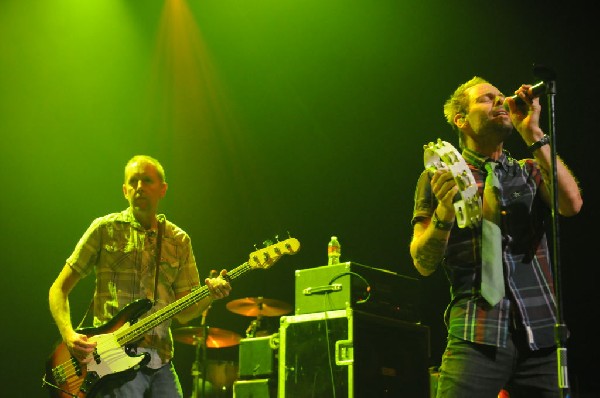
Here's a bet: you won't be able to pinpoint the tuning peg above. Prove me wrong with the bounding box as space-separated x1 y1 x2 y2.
262 251 271 262
274 234 280 242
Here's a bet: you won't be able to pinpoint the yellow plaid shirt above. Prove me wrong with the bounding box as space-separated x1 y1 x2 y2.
67 208 200 366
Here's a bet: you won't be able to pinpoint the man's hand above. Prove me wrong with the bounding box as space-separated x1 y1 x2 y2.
205 269 232 300
65 330 97 364
431 169 458 219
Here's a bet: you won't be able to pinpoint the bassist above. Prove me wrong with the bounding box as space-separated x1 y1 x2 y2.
48 155 232 397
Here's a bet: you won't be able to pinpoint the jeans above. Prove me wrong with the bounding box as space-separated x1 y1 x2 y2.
436 328 561 398
95 361 183 398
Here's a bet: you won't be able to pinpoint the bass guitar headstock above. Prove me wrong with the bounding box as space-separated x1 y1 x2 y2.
248 236 301 270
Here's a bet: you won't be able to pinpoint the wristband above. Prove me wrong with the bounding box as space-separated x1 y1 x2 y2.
432 211 453 231
528 134 550 152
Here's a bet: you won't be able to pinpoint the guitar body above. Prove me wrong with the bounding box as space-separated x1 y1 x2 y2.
44 299 153 398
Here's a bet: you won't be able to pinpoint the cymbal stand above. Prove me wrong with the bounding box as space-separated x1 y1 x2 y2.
191 304 211 398
245 314 263 338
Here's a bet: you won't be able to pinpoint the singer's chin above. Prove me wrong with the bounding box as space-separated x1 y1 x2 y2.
485 119 512 136
497 116 513 131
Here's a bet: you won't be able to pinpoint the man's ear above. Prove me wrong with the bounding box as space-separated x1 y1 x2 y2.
454 113 467 129
122 184 128 198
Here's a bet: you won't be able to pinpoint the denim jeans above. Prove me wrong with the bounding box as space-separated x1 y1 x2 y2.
436 328 561 398
94 361 183 398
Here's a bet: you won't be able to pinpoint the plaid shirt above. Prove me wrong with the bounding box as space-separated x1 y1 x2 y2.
412 148 557 349
67 208 200 365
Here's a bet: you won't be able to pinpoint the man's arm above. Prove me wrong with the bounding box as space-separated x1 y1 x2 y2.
531 142 583 217
410 211 453 276
507 86 583 216
49 264 96 362
410 169 457 276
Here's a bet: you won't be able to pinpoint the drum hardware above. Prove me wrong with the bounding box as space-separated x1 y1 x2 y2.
227 296 292 339
173 296 242 398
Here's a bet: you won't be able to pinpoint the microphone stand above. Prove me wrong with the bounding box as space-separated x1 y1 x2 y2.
535 65 570 398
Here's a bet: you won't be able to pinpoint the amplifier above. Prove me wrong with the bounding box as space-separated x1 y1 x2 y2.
294 262 421 322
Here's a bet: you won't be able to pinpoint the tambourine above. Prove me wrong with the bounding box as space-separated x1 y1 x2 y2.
423 138 482 228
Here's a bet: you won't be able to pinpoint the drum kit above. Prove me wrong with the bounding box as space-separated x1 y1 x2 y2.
172 296 292 398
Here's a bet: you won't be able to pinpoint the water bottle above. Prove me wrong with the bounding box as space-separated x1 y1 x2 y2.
328 236 341 265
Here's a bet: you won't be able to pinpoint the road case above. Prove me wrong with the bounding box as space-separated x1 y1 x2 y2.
233 378 276 398
278 308 430 398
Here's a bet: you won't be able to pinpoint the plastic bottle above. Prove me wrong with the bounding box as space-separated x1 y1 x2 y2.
328 236 341 265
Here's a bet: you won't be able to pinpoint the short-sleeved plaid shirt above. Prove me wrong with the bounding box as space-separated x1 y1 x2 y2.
67 208 201 365
412 148 557 350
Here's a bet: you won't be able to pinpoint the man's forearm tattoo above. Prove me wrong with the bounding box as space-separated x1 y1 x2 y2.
415 236 447 272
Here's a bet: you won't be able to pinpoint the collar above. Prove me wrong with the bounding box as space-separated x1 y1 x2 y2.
121 207 166 232
461 147 510 172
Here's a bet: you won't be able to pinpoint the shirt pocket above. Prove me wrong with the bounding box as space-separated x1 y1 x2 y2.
102 235 136 272
159 238 181 284
501 185 540 253
159 259 180 285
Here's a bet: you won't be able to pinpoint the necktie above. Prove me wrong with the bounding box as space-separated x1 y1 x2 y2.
481 161 505 306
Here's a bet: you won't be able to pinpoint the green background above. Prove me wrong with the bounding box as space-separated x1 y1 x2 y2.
0 0 595 396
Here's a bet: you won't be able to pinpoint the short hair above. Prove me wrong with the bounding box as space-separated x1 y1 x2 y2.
443 76 489 148
124 155 166 183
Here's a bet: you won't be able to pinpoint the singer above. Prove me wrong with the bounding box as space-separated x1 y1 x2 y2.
48 155 232 397
410 77 582 397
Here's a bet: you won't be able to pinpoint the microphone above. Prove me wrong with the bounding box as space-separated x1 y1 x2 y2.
503 81 547 111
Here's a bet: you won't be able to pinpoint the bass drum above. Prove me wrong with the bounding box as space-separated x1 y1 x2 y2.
194 360 239 398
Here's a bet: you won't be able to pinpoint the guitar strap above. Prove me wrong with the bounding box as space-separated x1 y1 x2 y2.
76 296 94 329
153 215 165 305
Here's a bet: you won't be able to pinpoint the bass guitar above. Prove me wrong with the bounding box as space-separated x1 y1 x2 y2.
43 237 301 398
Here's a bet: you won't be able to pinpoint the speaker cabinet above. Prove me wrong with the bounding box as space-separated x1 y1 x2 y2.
278 308 430 398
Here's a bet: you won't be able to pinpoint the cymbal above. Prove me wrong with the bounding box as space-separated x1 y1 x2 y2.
226 297 293 317
172 326 241 348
